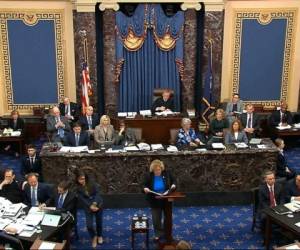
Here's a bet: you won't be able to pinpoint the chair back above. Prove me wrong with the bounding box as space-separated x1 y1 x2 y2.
131 128 142 143
169 128 179 145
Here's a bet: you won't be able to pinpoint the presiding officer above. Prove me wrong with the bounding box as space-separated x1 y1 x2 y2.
151 89 174 114
143 159 176 241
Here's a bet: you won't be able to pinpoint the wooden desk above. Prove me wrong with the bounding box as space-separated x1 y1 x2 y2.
0 134 24 153
264 207 300 249
272 127 300 137
30 238 66 250
111 116 197 144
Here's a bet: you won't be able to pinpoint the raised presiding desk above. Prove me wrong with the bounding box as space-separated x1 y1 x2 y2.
40 139 278 195
111 116 197 144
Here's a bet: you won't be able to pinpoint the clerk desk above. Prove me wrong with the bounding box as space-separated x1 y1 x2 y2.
41 139 277 199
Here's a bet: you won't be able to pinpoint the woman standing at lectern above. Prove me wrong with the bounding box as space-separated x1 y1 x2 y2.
143 159 176 241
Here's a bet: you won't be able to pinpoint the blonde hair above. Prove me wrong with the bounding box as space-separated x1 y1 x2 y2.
100 115 111 126
181 118 191 126
215 108 225 119
149 159 165 172
176 240 192 250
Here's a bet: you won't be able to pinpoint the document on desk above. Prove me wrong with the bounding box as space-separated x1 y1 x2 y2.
39 241 56 250
276 125 292 130
0 218 12 230
167 145 178 152
124 146 139 151
23 212 44 226
286 244 300 250
284 202 300 212
59 146 88 153
151 144 164 150
212 143 225 149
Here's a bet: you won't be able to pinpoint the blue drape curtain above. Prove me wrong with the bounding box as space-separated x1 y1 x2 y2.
116 4 184 112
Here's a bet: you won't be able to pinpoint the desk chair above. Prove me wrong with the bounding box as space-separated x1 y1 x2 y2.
0 232 24 250
169 129 179 145
130 128 143 143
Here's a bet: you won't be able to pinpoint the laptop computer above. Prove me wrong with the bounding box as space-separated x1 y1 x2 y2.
41 214 61 227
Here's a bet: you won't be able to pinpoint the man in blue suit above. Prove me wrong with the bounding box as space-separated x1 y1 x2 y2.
21 144 43 181
79 106 99 134
285 173 300 202
64 122 90 147
23 173 53 207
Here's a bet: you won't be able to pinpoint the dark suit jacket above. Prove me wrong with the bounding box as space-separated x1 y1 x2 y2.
46 115 71 142
151 97 175 114
285 179 300 202
76 182 103 211
276 152 295 179
258 182 284 211
79 114 99 130
23 182 53 207
21 154 42 178
7 118 24 131
51 190 77 216
269 110 293 127
143 170 176 208
0 180 23 203
64 131 90 147
59 102 80 120
240 112 260 130
115 128 137 146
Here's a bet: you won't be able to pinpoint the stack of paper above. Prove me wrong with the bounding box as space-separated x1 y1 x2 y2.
137 143 151 151
234 142 248 149
257 144 267 149
276 124 292 130
117 112 127 117
212 143 225 149
59 146 88 153
125 146 139 151
140 110 152 116
167 145 178 152
151 144 164 150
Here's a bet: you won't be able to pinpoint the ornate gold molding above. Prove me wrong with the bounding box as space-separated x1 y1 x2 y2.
74 0 225 12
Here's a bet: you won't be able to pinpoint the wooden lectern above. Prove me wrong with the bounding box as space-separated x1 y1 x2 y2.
156 191 185 249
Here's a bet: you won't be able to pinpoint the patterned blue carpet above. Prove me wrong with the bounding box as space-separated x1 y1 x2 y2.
0 145 299 249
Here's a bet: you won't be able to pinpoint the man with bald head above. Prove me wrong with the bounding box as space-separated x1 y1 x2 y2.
46 106 71 142
79 106 99 134
269 100 293 127
59 97 80 122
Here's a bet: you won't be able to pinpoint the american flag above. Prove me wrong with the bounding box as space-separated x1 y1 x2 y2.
81 62 92 114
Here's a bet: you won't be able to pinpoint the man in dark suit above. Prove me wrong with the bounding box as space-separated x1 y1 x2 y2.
64 122 90 147
258 170 285 233
115 120 137 146
59 97 80 122
240 104 260 139
269 100 293 127
0 169 23 203
79 106 99 133
151 89 174 114
7 110 25 131
46 106 71 143
23 173 53 207
21 144 43 181
285 174 300 203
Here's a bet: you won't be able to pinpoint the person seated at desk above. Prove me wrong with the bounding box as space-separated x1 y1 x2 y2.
3 110 25 157
269 100 293 127
240 104 260 139
94 115 115 146
143 159 176 241
224 119 248 144
258 170 285 231
59 97 80 122
285 173 300 202
21 144 43 181
75 170 103 248
46 106 71 143
225 93 243 124
0 169 23 203
79 106 99 134
115 120 137 146
151 89 174 114
64 122 90 147
23 173 53 208
208 108 229 144
274 138 295 180
176 118 204 148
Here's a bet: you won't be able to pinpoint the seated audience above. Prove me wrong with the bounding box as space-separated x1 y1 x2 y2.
240 104 260 139
79 106 99 133
224 119 248 144
177 118 204 148
274 138 295 180
285 173 300 202
269 100 293 127
115 120 137 146
225 93 243 124
208 108 229 144
64 122 90 147
76 170 103 248
23 173 52 207
143 159 176 240
21 144 43 181
0 169 23 203
258 170 284 230
94 115 115 146
151 89 174 114
59 97 80 122
46 106 71 143
4 110 25 156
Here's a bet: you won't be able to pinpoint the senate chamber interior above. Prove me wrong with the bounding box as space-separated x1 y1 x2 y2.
0 0 300 249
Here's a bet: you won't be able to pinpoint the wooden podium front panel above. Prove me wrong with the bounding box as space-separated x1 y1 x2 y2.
111 117 197 144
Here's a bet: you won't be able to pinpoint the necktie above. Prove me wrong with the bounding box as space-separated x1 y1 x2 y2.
31 187 37 206
75 134 80 146
58 128 64 138
88 116 92 130
30 157 34 167
269 187 276 208
65 105 69 115
57 194 64 209
247 114 252 128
